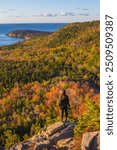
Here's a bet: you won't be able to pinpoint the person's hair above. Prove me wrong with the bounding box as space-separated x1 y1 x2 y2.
63 89 66 95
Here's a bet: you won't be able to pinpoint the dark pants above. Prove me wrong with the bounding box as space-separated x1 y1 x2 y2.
61 107 68 121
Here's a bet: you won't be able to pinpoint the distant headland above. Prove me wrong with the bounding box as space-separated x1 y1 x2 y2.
7 30 52 39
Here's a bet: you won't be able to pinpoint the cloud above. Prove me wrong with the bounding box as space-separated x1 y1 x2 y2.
32 15 40 17
76 8 88 11
59 12 75 16
6 15 14 18
43 13 57 17
33 13 57 17
33 12 75 17
20 13 25 16
78 13 89 16
1 11 7 13
82 8 88 11
16 16 22 18
9 9 15 11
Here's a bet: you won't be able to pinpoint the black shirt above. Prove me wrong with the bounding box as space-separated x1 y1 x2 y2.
59 95 70 109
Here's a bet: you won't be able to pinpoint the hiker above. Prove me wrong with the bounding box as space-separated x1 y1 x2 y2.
59 90 70 122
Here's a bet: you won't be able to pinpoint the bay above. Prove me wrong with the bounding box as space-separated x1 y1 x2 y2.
0 23 67 46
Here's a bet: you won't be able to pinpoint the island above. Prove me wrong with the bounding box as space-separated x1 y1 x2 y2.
7 30 52 39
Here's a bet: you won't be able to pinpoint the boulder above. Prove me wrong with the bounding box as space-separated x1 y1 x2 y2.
57 138 74 149
10 144 24 150
81 131 100 150
45 122 66 136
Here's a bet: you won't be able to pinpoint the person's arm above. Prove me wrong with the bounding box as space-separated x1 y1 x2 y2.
67 95 70 106
59 99 61 107
59 94 63 107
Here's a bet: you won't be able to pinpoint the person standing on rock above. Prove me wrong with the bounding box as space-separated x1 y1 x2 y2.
59 90 70 122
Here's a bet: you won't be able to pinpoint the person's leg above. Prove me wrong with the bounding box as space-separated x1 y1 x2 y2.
61 109 64 122
65 108 68 122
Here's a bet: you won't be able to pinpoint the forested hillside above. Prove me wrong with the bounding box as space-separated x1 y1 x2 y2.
0 21 100 149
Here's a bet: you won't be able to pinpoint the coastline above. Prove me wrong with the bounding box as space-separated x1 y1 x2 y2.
0 23 67 46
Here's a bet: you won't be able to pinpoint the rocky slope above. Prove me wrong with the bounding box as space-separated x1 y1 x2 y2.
9 122 100 150
7 30 52 39
9 122 76 150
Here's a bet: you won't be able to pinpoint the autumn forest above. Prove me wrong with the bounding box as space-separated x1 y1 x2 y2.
0 21 100 149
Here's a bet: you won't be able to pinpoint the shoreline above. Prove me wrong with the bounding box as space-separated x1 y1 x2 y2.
0 30 52 47
0 33 24 47
0 23 67 46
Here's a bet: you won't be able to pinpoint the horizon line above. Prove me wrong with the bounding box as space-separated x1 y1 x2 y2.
0 20 100 24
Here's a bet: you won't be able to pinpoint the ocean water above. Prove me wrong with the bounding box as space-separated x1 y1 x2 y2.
0 23 67 46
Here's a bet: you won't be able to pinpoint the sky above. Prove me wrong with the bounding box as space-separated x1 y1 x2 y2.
0 0 100 23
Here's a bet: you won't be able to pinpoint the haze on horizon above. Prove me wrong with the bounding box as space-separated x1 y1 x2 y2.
0 0 99 23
